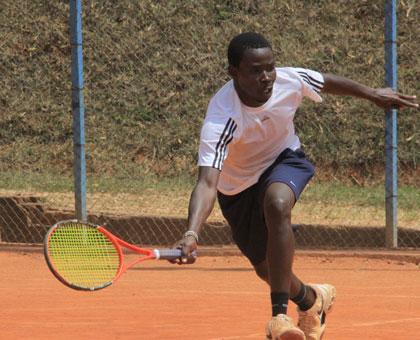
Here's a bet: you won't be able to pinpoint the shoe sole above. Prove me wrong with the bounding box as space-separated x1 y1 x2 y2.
322 284 336 319
318 284 337 340
266 329 306 340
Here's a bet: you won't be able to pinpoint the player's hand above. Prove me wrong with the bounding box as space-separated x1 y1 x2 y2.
169 233 198 265
371 88 418 110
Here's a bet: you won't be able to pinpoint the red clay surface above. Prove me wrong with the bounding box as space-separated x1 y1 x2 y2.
1 249 419 340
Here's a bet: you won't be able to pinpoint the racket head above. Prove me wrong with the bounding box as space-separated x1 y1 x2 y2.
44 220 123 291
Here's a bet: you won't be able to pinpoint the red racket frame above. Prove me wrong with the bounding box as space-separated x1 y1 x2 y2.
44 220 196 291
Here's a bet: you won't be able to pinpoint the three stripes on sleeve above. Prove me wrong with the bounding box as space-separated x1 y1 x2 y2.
212 117 237 170
297 70 324 94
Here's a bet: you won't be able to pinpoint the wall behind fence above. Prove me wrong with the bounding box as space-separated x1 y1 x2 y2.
0 1 419 248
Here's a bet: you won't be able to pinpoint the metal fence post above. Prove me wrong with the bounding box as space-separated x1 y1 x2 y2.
384 0 398 248
70 0 87 221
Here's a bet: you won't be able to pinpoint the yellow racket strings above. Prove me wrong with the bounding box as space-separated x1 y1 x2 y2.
48 223 120 289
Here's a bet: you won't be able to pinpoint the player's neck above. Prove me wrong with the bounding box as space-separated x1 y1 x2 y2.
233 81 267 108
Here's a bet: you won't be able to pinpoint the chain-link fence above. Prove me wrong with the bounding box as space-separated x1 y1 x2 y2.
1 1 419 249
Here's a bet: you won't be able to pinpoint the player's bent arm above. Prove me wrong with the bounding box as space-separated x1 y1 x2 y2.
322 73 418 109
187 166 221 237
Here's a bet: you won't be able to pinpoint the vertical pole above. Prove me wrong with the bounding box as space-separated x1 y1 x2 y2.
70 0 87 221
384 0 398 248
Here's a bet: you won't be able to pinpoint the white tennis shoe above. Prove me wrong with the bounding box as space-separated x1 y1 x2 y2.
266 314 306 340
297 284 336 340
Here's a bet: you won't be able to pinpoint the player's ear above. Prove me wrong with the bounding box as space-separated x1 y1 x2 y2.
228 65 238 78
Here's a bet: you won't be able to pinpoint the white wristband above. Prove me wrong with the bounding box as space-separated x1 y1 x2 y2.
184 230 199 243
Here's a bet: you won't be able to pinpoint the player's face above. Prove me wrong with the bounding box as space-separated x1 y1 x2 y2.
230 47 276 107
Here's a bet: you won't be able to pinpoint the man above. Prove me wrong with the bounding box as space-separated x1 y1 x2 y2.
173 32 418 340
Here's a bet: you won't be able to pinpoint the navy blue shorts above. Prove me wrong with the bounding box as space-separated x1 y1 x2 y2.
217 148 315 266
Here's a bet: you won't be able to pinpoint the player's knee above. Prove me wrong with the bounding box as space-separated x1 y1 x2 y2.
264 195 292 220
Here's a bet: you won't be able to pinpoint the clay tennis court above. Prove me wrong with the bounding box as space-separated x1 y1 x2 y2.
1 247 419 340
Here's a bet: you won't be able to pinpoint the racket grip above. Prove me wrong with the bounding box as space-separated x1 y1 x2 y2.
154 248 197 263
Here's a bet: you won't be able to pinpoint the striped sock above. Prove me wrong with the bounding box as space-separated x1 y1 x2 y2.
291 283 315 311
271 292 289 316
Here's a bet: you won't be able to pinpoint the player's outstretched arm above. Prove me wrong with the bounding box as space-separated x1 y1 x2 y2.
172 166 220 263
322 73 418 110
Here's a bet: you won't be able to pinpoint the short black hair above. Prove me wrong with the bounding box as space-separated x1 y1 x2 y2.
227 32 272 67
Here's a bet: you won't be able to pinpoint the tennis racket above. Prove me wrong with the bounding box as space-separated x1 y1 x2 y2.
44 220 196 291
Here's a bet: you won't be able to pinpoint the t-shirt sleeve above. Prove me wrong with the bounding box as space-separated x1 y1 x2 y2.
293 68 324 102
198 116 237 170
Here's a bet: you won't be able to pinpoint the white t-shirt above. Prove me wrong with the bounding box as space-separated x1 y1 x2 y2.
198 67 324 195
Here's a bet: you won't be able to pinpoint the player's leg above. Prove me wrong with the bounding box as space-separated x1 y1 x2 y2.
255 246 336 340
255 259 336 334
257 182 336 339
218 185 304 339
263 182 306 339
218 148 335 339
254 261 316 311
263 182 295 310
258 149 336 339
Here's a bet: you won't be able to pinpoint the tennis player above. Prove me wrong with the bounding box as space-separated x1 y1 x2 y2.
174 32 418 339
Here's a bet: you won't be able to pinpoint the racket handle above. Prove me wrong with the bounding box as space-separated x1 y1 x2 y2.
154 248 197 263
